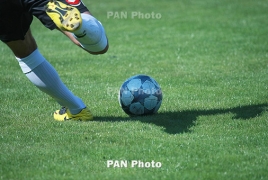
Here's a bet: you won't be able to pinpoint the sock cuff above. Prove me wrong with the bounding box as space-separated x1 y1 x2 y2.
16 49 45 73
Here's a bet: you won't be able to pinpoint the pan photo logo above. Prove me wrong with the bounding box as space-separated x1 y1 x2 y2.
107 11 162 19
107 160 162 168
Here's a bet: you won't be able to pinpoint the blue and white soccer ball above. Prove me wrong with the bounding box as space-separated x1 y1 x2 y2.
118 75 163 116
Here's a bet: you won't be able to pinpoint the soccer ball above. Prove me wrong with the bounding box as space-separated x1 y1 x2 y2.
118 74 163 116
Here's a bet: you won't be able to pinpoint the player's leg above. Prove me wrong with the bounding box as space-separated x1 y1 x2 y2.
45 0 109 55
61 29 109 55
4 29 93 121
5 28 37 58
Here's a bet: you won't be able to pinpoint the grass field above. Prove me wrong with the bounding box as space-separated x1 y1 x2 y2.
1 0 268 179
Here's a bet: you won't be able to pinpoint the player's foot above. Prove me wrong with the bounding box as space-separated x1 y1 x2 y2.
53 107 93 121
45 0 82 32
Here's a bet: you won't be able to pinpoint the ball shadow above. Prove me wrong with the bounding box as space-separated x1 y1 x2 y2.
94 103 268 134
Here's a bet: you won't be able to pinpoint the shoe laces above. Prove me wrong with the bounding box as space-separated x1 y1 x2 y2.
59 107 68 115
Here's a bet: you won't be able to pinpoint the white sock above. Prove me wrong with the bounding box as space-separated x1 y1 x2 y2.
73 14 108 52
16 49 86 114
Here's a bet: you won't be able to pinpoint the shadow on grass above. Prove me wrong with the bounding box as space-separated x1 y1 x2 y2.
95 103 268 134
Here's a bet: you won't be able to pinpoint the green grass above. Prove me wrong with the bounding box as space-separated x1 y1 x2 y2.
1 0 268 179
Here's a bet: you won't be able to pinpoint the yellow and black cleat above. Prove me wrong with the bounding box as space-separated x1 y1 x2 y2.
46 0 82 32
53 107 93 121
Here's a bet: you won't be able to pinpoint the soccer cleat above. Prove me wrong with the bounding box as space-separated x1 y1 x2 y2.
53 107 93 121
45 0 82 32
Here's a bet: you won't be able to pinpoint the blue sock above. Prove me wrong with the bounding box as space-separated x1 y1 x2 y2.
73 14 108 53
16 49 86 114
